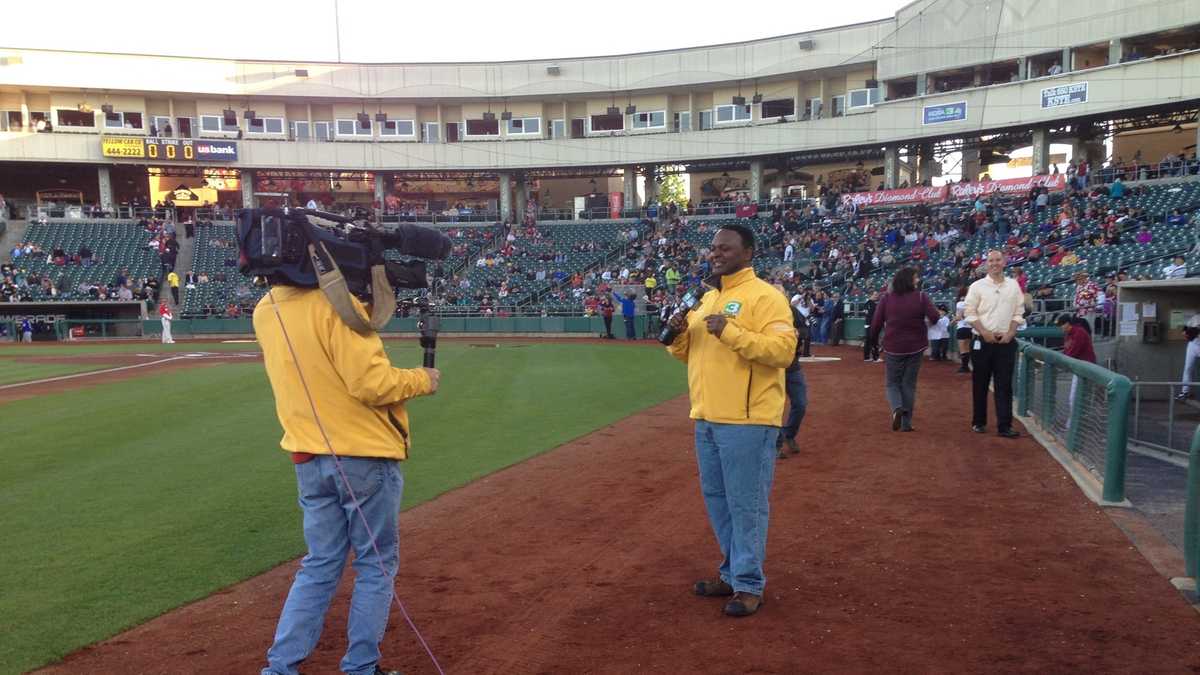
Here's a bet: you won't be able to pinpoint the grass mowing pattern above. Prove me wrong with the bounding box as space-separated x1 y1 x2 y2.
0 342 261 357
0 341 685 674
0 360 118 385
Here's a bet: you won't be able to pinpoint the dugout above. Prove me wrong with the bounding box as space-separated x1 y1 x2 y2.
0 301 148 341
1113 278 1200 399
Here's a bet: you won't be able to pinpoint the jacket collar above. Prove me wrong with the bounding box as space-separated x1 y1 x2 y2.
704 266 756 291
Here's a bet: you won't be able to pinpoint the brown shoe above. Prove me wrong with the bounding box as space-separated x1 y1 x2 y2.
724 591 765 617
693 579 734 597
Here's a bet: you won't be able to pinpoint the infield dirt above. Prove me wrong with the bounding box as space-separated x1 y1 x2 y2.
32 346 1200 674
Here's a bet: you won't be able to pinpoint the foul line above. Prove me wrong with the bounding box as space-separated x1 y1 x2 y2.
0 356 188 390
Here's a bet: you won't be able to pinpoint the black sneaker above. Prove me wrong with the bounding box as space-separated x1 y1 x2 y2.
997 428 1020 438
892 408 904 431
373 668 402 675
971 425 986 433
694 578 734 597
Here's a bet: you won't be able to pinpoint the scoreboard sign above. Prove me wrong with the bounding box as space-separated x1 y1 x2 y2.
144 138 238 162
101 136 146 158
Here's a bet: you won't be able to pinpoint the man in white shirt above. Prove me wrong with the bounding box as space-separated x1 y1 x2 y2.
964 250 1027 437
1163 255 1187 279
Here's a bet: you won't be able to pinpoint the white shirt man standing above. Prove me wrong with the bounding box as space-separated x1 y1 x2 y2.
964 250 1026 437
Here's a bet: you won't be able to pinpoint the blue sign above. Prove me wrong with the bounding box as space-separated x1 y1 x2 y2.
1041 82 1088 109
922 101 967 125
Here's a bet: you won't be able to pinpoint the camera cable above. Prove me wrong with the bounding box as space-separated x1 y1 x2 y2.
265 285 445 675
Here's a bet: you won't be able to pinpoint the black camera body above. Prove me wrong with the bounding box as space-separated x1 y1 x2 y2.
237 208 451 298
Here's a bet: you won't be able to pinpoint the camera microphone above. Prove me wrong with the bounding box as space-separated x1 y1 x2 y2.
382 224 453 261
658 288 703 345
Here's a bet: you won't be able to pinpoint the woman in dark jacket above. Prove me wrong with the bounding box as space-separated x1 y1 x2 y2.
868 267 940 431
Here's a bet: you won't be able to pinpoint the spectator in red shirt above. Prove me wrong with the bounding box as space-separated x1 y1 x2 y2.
1057 315 1096 363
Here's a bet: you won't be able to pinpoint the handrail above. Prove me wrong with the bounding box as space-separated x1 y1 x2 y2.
1186 425 1200 580
1017 339 1132 502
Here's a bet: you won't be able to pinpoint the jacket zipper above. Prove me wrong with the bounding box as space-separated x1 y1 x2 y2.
745 369 753 419
388 411 410 454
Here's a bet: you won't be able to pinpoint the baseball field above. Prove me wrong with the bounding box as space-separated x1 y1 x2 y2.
2 338 1199 674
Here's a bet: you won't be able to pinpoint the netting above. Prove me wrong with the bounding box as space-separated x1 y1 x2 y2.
1025 355 1111 482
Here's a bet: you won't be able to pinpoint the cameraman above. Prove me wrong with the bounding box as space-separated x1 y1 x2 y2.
665 224 795 618
255 284 439 675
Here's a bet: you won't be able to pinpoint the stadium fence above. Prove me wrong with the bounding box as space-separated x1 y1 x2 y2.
1016 340 1132 503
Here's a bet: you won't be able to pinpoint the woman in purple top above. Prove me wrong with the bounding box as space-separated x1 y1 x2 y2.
868 267 941 432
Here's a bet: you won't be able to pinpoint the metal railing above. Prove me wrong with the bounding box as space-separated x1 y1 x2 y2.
1094 159 1200 186
1185 426 1200 581
1130 382 1200 457
1016 340 1132 502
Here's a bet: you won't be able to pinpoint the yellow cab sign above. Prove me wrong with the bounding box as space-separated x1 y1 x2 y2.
101 136 145 158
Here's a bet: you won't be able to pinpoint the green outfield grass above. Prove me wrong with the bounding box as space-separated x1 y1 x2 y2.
0 341 686 675
0 359 118 385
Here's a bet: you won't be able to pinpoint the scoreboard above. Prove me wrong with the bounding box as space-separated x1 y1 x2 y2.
101 137 238 162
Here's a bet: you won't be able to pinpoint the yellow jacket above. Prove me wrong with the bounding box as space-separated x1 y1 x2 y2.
667 267 796 425
253 286 433 460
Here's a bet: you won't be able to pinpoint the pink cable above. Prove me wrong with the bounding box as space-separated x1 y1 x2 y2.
267 286 445 675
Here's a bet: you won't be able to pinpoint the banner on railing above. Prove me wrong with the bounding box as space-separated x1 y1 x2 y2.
945 174 1066 201
842 174 1066 208
840 185 948 208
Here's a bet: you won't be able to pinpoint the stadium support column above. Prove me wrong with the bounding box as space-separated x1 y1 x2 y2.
242 170 255 209
623 166 638 212
498 172 512 224
1031 128 1050 175
749 159 763 201
961 147 982 182
883 146 900 189
915 73 927 96
643 167 658 206
916 143 938 185
1190 111 1200 165
1108 38 1123 65
97 166 114 214
373 172 388 215
1016 57 1028 81
515 175 527 223
1062 47 1073 72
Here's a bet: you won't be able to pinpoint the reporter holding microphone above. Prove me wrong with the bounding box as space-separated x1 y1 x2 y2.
665 224 796 618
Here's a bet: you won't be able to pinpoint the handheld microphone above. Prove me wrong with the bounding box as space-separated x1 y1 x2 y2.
658 288 702 345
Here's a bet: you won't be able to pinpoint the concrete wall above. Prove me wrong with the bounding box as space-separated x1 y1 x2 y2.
1113 282 1200 397
0 21 888 100
878 0 1200 79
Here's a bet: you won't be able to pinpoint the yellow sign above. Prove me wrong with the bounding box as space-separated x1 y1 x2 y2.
101 136 145 158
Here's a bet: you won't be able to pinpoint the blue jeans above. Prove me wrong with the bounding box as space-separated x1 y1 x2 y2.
694 421 778 595
779 369 808 443
623 315 636 339
263 455 403 675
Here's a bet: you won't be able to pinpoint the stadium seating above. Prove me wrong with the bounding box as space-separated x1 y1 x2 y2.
9 220 159 301
9 178 1198 325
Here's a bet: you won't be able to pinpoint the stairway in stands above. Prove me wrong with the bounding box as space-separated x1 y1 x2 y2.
0 219 31 264
162 223 196 307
